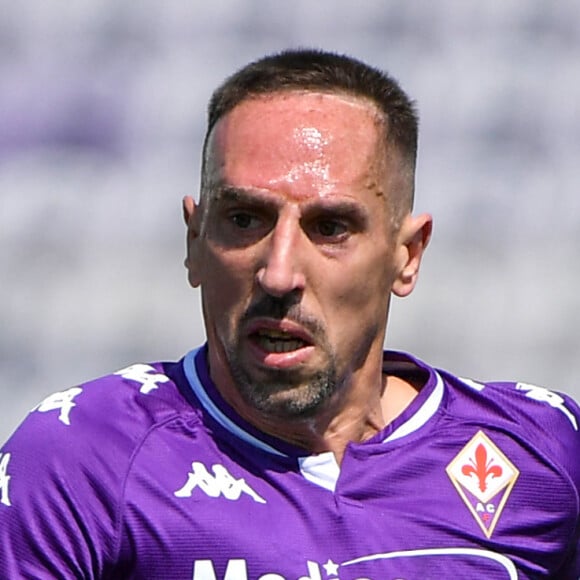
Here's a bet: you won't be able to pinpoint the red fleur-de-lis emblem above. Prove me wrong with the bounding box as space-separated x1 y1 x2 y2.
461 443 503 492
446 431 519 539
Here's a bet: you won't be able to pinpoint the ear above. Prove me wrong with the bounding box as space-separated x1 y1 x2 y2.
391 213 433 298
182 195 203 288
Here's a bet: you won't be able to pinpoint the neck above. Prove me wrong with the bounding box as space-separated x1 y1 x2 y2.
209 353 420 464
255 374 419 463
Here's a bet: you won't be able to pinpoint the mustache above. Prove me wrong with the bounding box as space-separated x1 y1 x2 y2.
242 294 325 337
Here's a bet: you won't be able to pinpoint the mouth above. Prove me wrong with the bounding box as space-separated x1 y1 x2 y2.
252 328 310 353
245 320 316 367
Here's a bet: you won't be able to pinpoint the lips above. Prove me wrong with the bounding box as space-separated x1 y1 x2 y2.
245 320 315 364
253 329 309 353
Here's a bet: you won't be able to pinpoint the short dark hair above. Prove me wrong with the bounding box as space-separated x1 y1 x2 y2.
202 49 419 217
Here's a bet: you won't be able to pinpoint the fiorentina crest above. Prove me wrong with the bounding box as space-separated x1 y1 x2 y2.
446 431 519 538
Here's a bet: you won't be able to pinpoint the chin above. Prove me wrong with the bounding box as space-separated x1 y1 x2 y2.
238 372 338 420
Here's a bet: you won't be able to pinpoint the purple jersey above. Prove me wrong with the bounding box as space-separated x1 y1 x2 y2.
1 346 579 579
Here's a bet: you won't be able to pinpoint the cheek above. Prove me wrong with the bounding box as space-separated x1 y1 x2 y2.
330 252 393 309
319 265 390 363
202 249 255 313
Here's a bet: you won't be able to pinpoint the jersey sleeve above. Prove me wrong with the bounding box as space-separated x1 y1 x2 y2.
512 382 580 484
509 382 580 578
0 384 126 578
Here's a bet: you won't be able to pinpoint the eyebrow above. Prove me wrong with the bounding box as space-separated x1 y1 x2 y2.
211 184 370 226
212 186 270 205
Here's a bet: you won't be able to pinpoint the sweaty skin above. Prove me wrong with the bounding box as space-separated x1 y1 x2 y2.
184 91 432 462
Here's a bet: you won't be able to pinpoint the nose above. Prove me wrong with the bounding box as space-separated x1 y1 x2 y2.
256 216 306 297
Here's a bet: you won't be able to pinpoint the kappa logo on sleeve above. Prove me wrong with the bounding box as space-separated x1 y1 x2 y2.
0 452 12 507
446 431 519 538
174 461 266 504
516 382 578 431
33 386 83 425
114 364 170 394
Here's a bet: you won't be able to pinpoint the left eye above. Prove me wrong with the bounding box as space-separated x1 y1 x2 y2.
315 220 347 237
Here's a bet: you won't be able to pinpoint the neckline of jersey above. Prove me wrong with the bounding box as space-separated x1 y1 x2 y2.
181 345 445 460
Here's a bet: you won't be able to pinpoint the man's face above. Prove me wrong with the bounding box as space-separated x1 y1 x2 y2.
188 92 411 419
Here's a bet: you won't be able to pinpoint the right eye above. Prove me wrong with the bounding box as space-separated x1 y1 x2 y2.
229 212 261 229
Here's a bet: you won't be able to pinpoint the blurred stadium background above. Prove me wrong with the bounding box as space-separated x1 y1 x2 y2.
1 1 579 442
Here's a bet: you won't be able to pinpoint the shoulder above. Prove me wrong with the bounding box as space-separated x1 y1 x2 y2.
439 368 580 489
386 350 580 447
0 356 200 575
1 358 198 481
442 369 579 439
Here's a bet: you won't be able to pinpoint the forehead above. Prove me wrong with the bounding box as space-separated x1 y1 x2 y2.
205 91 387 200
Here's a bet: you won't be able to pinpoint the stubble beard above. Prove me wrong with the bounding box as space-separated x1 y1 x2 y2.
227 353 339 419
225 296 340 419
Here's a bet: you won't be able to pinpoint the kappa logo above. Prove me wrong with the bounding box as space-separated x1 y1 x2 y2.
446 431 519 538
516 382 578 430
114 364 170 394
33 386 83 425
0 452 12 507
175 461 266 504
